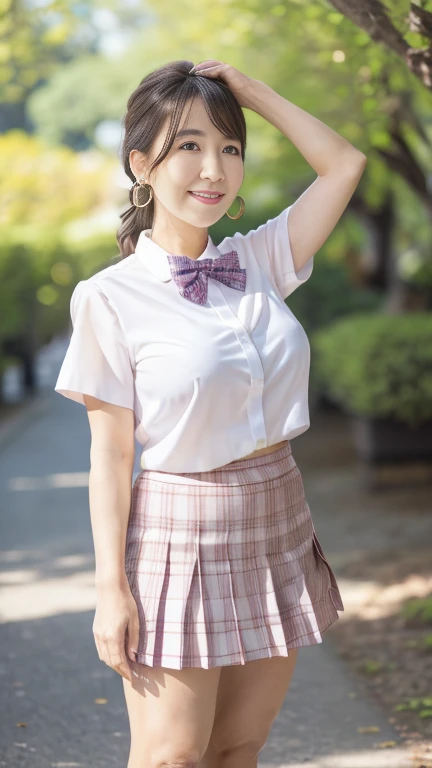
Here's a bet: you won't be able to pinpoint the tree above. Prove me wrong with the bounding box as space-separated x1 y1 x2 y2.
0 130 114 228
1 0 150 132
13 0 432 309
1 0 96 106
326 0 432 90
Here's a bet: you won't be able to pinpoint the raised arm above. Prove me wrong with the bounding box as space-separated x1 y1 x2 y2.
243 78 367 274
192 61 367 277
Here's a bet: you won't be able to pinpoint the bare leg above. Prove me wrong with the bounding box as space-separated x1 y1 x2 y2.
201 651 299 768
123 659 222 768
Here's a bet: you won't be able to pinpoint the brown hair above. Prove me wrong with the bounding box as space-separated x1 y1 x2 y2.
116 59 247 258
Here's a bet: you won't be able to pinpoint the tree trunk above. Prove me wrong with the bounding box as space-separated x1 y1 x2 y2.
327 0 432 90
347 188 415 312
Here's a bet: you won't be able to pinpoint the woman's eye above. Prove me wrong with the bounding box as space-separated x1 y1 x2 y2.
179 142 240 155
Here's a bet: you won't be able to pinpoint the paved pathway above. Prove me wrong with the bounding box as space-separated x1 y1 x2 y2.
0 339 415 767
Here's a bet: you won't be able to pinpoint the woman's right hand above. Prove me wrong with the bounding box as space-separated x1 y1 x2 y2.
93 582 140 683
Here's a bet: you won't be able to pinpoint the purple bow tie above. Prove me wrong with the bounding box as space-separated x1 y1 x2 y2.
166 250 247 305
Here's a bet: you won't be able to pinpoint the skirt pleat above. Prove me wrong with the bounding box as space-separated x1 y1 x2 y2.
125 442 344 669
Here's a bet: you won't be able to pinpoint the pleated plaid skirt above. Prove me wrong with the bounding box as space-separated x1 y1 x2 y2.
124 441 344 670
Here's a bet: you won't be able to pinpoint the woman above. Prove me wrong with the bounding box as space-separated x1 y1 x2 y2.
55 59 366 768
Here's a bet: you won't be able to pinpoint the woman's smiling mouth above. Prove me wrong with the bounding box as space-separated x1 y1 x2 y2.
188 191 225 204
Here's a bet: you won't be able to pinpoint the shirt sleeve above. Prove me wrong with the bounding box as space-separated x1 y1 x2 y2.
234 204 314 300
54 279 135 410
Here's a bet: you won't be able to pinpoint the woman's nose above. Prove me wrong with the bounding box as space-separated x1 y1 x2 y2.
200 164 224 181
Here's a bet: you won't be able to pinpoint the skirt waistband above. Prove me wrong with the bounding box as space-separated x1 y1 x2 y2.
135 441 293 488
215 441 292 471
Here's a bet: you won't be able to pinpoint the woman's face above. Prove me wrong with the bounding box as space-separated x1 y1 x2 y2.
130 96 245 229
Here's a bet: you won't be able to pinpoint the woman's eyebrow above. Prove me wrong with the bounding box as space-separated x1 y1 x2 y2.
175 129 205 139
174 128 241 141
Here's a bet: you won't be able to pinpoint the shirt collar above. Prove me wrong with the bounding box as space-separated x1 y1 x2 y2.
134 229 222 282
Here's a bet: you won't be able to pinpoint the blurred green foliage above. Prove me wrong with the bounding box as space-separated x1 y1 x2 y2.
2 0 432 406
0 227 118 373
312 312 432 426
0 130 113 227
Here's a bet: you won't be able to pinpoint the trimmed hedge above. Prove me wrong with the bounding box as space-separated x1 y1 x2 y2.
311 312 432 427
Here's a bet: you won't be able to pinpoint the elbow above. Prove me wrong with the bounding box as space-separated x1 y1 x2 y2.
342 149 367 174
353 150 367 167
90 445 135 469
323 149 367 178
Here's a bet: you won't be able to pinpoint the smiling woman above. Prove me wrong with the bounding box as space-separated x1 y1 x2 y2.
53 57 364 768
178 130 238 201
117 61 247 260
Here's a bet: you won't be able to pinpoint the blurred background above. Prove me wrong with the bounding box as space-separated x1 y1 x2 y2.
1 1 432 765
2 0 432 442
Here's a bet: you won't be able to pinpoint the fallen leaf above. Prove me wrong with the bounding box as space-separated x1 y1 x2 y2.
94 698 108 704
377 741 397 748
357 726 381 733
15 723 27 727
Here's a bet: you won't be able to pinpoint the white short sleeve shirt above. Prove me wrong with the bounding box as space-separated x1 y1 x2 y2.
55 204 314 472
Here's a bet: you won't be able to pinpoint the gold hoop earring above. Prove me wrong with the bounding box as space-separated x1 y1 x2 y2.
225 195 245 220
132 176 153 208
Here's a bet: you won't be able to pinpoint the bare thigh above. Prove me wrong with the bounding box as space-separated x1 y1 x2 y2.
201 649 299 767
122 659 222 768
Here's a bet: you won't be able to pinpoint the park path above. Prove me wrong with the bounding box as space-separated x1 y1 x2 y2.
0 337 415 767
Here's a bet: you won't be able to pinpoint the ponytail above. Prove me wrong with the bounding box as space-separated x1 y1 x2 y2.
116 184 154 259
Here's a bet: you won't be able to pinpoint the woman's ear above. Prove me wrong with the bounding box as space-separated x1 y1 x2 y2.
129 149 147 180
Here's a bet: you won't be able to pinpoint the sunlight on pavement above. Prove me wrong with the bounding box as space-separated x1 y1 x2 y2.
336 576 432 620
260 745 413 767
0 559 97 622
7 472 89 491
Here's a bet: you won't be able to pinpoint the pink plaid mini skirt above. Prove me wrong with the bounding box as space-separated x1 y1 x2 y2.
124 441 344 670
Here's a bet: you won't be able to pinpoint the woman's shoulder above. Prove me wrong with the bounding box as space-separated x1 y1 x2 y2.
68 255 141 318
73 252 149 300
86 252 139 285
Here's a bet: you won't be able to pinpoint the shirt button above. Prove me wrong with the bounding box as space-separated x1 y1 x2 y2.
256 438 266 449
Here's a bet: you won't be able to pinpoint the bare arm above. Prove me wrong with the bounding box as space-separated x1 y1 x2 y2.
192 62 367 273
84 395 136 590
83 395 139 681
243 79 367 272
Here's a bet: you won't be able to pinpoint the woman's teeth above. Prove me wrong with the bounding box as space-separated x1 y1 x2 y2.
188 191 224 204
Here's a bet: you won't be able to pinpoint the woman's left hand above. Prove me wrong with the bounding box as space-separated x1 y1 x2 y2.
190 60 256 108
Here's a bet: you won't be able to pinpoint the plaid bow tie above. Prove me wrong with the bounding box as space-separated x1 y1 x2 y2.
166 250 247 305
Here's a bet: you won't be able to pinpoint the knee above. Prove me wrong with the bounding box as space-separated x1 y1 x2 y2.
215 741 264 767
152 752 201 768
128 750 201 768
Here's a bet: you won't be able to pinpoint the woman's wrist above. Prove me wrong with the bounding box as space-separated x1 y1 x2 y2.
242 78 274 113
95 572 129 592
